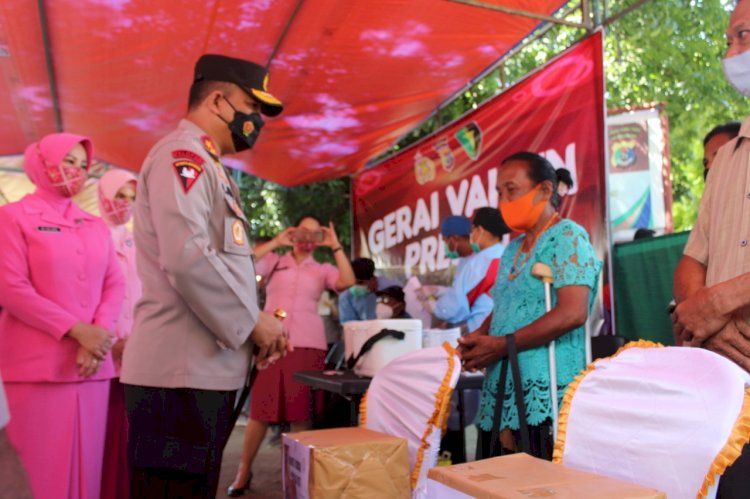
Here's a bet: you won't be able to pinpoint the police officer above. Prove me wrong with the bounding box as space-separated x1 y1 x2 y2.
120 54 288 498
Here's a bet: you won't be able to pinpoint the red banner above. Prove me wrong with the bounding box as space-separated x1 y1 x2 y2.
352 33 607 281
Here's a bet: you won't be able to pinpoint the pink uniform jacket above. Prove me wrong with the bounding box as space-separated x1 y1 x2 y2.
96 169 141 343
109 225 140 341
0 192 126 382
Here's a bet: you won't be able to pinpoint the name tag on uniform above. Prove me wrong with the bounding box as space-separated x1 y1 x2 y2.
37 226 61 232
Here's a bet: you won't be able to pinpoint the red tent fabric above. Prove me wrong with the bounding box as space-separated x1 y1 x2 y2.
0 1 566 186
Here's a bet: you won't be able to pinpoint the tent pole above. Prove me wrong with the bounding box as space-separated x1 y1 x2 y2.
37 0 63 132
582 0 592 31
348 176 354 259
592 0 602 26
603 0 651 26
266 0 305 68
446 0 587 29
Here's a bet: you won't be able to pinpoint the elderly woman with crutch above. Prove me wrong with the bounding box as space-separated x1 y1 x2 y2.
457 151 602 459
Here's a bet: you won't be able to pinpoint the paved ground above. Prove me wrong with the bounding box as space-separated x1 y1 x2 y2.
216 423 284 499
216 421 478 498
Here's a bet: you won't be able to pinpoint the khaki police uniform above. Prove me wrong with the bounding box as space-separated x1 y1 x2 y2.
121 119 257 390
121 119 258 498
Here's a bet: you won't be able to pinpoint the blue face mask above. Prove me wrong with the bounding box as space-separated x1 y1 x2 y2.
350 285 370 298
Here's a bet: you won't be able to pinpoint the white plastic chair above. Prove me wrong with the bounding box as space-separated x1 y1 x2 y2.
553 341 750 498
361 343 461 499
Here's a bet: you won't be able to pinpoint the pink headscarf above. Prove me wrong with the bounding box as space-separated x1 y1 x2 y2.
97 169 137 226
24 133 94 207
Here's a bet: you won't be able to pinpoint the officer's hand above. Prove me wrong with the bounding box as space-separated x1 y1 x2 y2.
250 311 287 362
256 339 294 370
68 322 114 360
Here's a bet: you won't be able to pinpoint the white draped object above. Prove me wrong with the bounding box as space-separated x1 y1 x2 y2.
361 343 461 499
553 341 750 498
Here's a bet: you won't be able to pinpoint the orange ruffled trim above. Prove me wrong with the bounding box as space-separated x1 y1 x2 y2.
552 340 664 463
359 391 368 427
410 342 457 489
698 387 750 498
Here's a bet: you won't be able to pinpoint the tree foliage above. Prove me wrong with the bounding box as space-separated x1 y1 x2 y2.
238 173 351 258
603 0 747 229
240 0 747 240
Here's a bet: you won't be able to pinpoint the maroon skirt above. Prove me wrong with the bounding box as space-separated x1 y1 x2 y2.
250 347 326 423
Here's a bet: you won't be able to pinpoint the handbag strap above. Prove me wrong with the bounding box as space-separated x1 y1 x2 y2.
488 334 530 457
509 335 530 453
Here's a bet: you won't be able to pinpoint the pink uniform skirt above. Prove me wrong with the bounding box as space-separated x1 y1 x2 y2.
251 347 326 423
4 380 110 499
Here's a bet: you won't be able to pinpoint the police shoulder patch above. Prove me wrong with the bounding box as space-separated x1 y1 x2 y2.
173 159 204 193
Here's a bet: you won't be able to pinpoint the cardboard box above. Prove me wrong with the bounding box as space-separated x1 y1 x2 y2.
426 453 666 498
282 427 410 499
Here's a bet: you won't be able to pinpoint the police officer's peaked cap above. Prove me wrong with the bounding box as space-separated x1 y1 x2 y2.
194 54 283 117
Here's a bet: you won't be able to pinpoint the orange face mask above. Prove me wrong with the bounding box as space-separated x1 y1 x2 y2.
499 184 546 232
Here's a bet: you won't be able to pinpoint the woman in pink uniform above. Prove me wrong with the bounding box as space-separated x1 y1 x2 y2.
227 215 355 496
0 133 125 499
98 169 140 499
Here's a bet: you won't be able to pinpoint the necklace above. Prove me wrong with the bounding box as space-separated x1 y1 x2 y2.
507 213 560 281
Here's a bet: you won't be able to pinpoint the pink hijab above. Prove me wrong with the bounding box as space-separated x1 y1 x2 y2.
97 169 137 226
24 133 93 208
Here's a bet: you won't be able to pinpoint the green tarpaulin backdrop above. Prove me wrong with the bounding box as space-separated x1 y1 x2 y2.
612 231 690 345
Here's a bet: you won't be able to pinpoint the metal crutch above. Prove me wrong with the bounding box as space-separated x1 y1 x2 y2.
530 263 558 443
584 318 592 365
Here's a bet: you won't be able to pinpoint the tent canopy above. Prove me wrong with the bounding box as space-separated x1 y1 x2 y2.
0 0 568 186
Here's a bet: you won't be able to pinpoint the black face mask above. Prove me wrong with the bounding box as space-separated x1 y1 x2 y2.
221 96 265 152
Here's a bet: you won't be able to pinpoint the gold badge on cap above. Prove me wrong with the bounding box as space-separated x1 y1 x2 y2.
263 74 269 91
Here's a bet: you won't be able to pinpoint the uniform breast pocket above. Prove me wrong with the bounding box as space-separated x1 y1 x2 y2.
223 217 251 256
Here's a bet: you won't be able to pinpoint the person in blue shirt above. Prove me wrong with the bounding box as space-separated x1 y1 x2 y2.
432 208 509 332
421 216 472 321
339 258 378 323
